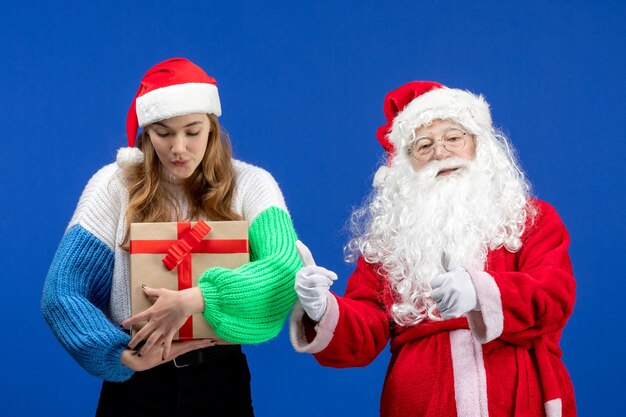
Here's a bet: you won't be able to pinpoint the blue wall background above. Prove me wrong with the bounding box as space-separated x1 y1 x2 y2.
1 1 624 415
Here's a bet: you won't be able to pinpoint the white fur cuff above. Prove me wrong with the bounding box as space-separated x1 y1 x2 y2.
289 293 339 354
466 269 503 344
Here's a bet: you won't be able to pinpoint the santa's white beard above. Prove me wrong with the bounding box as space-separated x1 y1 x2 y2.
348 153 529 326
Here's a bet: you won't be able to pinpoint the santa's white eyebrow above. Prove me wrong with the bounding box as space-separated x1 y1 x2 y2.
414 125 466 141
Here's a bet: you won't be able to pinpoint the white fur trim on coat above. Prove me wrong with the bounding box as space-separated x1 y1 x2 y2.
136 82 221 126
450 329 489 417
544 398 562 417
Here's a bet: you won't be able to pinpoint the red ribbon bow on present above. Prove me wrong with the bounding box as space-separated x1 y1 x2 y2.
162 220 212 270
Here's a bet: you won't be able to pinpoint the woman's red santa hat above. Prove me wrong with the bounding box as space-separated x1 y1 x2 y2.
373 81 492 187
117 57 222 167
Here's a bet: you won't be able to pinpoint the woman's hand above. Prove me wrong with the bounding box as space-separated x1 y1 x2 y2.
121 338 216 372
121 285 205 359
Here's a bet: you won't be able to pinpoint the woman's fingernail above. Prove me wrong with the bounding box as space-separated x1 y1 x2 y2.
141 284 147 289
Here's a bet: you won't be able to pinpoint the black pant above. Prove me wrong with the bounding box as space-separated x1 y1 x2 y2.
96 345 254 417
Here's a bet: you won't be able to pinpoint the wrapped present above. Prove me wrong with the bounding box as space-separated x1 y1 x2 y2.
129 220 249 341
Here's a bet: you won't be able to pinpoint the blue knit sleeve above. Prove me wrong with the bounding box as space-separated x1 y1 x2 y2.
41 225 133 382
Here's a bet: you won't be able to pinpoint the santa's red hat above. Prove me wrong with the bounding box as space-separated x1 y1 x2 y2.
376 81 444 157
373 81 492 186
117 57 222 167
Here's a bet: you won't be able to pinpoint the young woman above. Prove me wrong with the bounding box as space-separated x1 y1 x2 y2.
42 57 300 416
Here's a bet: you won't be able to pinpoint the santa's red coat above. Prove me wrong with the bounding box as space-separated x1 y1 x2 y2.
290 199 576 417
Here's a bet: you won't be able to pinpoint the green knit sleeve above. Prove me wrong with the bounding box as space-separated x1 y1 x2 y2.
198 206 301 344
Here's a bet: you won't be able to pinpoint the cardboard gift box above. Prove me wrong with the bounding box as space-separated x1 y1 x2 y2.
129 220 249 341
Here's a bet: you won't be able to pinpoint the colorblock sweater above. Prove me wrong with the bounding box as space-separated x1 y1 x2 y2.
42 160 300 382
290 199 576 417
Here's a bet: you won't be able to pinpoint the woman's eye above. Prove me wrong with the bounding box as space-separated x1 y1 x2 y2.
187 131 200 137
155 131 170 138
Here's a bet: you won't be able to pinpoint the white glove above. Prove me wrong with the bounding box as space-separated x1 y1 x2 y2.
430 264 478 319
294 241 338 321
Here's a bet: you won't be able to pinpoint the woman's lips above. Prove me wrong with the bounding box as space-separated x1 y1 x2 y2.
172 160 188 166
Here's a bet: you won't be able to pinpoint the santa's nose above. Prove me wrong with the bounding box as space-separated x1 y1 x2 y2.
432 143 453 159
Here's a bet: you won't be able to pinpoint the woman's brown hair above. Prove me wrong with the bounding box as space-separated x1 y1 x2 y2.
121 114 241 247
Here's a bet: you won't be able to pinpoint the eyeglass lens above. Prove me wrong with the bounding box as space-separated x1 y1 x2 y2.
411 131 466 160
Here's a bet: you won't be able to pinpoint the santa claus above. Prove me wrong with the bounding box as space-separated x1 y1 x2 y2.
289 81 576 417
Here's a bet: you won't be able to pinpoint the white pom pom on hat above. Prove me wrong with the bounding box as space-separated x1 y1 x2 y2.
116 147 145 168
116 57 222 168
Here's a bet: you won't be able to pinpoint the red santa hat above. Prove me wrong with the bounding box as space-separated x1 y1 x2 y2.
116 57 222 167
373 81 492 187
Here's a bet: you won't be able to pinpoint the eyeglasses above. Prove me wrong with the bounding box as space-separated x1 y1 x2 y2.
407 130 469 161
